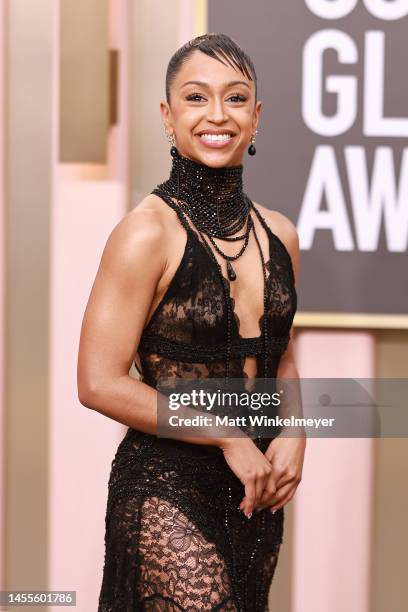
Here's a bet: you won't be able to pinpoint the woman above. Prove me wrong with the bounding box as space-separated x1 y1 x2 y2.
78 33 305 611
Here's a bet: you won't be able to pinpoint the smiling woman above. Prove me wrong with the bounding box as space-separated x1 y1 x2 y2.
78 32 303 612
160 34 261 169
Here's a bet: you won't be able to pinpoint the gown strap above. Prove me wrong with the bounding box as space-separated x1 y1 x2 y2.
249 200 274 239
152 187 199 240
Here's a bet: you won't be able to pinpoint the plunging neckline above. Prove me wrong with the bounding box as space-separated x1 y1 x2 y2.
144 193 294 345
190 227 272 342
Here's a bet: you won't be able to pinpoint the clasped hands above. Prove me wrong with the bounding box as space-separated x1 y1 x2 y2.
238 433 306 519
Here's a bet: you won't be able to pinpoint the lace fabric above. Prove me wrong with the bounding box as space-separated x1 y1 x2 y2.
97 196 297 611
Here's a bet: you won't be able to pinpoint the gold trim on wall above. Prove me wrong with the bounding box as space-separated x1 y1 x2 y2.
194 0 208 36
294 312 408 330
109 49 119 126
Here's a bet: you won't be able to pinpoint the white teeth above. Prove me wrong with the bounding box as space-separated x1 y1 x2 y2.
199 133 232 142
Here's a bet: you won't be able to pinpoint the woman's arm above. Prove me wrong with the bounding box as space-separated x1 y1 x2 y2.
77 203 244 446
77 205 163 423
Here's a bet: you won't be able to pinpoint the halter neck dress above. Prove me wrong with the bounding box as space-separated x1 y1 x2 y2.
97 193 298 612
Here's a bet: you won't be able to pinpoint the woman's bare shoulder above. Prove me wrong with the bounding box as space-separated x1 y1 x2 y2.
99 194 175 281
253 202 297 239
123 193 173 227
253 201 300 284
110 192 180 247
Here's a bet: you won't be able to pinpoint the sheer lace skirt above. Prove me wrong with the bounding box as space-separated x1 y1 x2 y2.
97 431 284 612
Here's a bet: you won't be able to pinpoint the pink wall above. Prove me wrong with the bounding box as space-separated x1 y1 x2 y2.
178 0 195 46
293 331 375 612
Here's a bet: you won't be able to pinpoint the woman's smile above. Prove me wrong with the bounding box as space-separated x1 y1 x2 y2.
195 129 237 149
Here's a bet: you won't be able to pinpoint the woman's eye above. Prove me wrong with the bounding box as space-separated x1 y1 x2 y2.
186 93 206 102
185 93 247 103
228 94 247 103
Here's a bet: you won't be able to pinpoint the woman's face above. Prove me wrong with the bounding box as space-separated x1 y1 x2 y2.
161 50 261 168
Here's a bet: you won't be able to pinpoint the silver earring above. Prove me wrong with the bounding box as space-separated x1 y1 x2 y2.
165 131 178 157
165 132 176 147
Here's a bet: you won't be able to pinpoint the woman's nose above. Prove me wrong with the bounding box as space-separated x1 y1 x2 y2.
206 98 228 123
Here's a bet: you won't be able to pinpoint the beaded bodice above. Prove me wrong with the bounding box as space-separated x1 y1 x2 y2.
136 194 297 389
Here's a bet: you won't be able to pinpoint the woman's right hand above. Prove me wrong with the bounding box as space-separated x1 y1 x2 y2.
219 437 277 518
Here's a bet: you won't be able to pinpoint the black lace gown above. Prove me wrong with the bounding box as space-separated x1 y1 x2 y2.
97 196 297 611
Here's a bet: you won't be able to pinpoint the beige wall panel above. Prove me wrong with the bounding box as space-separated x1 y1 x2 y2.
59 0 109 162
130 0 178 205
5 0 53 601
370 330 408 612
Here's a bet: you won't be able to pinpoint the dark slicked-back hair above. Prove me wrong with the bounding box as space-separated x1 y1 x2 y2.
165 33 258 103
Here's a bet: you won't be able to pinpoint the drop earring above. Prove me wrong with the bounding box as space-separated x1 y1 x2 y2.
248 130 258 156
166 131 178 157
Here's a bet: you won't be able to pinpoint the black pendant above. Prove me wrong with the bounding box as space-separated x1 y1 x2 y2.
248 143 256 156
227 260 237 281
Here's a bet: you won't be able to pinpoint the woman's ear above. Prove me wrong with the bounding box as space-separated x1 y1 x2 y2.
160 101 173 135
252 100 262 133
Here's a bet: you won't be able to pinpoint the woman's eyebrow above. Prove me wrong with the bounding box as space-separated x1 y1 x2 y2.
181 80 250 89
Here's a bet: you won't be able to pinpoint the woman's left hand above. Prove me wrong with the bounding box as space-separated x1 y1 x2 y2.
256 434 306 513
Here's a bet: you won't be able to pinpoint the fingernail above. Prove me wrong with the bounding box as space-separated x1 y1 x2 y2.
271 509 276 514
247 512 252 519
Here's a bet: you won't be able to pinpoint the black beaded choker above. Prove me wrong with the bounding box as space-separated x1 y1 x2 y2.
154 150 254 281
163 151 249 235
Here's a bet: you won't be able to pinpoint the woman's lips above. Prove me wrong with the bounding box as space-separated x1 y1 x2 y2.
195 133 236 149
